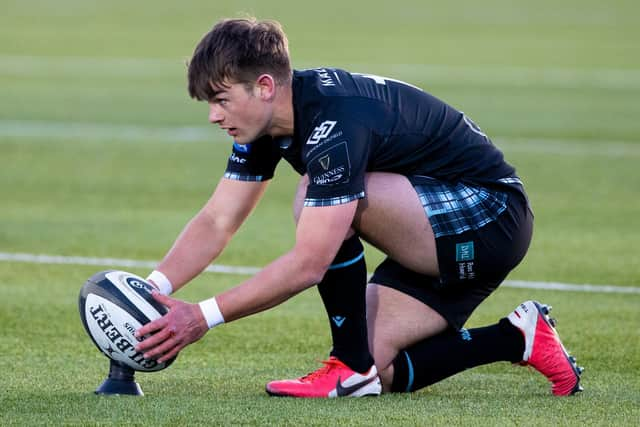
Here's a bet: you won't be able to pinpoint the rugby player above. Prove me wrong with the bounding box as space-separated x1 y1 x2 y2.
136 17 583 397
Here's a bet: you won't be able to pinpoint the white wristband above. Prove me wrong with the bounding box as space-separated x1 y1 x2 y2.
146 270 173 296
199 297 225 329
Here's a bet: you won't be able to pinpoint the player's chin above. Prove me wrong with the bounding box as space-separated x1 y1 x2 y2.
234 129 268 144
232 134 248 144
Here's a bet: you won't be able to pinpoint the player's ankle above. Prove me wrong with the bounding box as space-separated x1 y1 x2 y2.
378 363 394 393
330 350 374 374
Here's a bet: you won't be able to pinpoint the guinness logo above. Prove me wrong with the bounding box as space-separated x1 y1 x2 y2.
319 155 330 170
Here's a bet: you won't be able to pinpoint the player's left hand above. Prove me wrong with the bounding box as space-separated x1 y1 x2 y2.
135 292 208 363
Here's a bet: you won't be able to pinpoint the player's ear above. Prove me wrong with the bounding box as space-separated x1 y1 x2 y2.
255 74 276 101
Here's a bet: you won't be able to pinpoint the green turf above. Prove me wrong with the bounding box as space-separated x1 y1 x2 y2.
1 265 639 425
1 0 639 425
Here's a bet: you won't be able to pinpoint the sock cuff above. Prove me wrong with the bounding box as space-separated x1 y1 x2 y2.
499 317 526 363
331 234 364 266
391 351 414 392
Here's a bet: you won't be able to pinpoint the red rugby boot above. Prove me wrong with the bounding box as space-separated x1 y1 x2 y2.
508 300 584 396
266 356 381 398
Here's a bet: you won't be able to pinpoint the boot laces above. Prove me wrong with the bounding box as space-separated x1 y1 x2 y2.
300 357 345 383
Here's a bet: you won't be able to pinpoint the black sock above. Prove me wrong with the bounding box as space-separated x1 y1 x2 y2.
317 234 374 373
391 318 524 392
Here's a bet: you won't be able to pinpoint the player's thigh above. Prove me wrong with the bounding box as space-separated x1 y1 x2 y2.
366 283 447 370
294 172 438 275
353 173 438 276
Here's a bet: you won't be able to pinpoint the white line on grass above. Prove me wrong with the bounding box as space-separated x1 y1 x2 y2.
1 252 637 295
0 252 259 276
0 119 214 143
1 119 639 157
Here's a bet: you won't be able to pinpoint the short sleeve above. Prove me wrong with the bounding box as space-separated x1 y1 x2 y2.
223 136 282 182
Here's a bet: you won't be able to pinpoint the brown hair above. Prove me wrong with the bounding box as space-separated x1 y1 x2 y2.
188 18 292 101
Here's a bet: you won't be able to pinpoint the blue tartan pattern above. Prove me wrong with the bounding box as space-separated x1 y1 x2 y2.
304 192 365 207
223 172 266 182
415 179 508 238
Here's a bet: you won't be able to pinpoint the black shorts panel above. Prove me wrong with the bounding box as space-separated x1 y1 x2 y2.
369 189 533 330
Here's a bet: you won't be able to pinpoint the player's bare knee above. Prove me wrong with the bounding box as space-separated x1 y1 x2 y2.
369 344 397 392
369 338 401 374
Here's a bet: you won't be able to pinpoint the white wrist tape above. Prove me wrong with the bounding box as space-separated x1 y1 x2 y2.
198 297 225 329
146 270 173 296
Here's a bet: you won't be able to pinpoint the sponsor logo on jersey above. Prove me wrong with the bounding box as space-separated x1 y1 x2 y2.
233 142 250 153
313 165 346 185
306 130 343 157
315 68 337 87
319 155 330 170
308 141 351 186
307 120 337 145
230 152 247 164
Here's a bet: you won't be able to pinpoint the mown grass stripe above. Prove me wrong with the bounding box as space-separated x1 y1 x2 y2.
1 119 639 157
2 55 640 90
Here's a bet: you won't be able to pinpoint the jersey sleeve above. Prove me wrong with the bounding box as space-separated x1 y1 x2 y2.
302 118 371 207
223 136 282 182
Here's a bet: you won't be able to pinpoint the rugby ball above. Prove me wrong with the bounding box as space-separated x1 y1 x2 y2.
78 270 176 372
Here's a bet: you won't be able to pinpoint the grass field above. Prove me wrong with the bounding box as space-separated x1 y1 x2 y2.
1 0 639 425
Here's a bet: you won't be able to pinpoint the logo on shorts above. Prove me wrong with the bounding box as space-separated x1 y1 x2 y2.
456 242 474 262
456 241 475 280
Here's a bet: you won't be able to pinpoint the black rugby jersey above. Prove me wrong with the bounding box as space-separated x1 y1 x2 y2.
224 68 524 207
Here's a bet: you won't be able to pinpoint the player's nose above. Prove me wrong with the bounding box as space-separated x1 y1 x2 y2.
208 103 224 124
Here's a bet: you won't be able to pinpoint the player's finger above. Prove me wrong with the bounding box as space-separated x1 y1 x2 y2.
135 315 167 338
151 291 175 307
135 323 172 352
142 330 179 359
157 344 182 364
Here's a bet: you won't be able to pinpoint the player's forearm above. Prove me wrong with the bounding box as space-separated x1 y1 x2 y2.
155 210 234 292
215 249 327 323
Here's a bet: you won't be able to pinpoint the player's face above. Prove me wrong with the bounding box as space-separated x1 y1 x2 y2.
208 81 272 144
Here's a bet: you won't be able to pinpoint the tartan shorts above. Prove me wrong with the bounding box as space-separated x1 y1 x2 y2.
370 176 533 329
411 176 509 238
